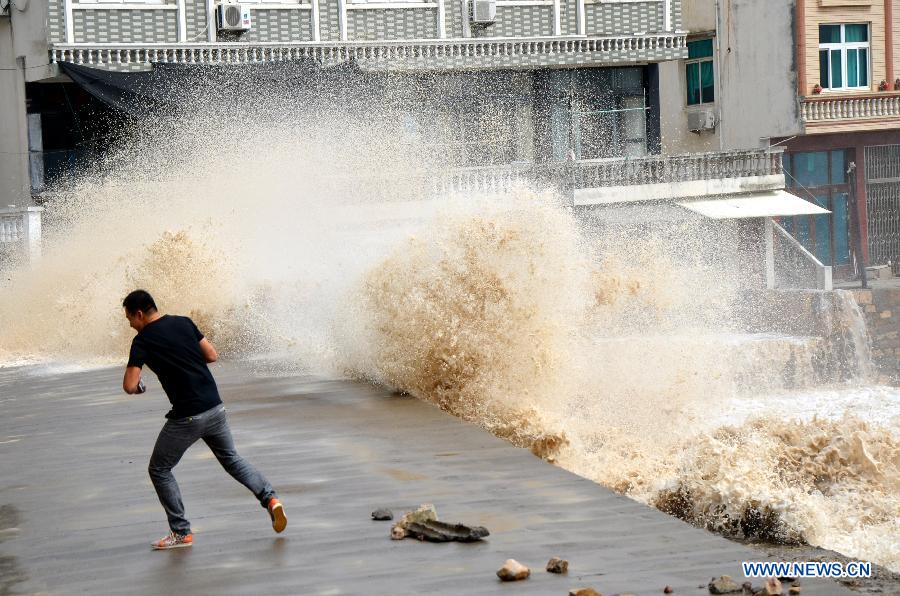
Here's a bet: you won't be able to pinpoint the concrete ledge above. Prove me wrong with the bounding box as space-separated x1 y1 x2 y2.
574 175 785 205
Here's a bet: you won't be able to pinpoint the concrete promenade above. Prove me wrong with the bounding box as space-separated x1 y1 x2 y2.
0 362 851 595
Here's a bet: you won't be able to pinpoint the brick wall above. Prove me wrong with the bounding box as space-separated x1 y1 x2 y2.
851 287 900 384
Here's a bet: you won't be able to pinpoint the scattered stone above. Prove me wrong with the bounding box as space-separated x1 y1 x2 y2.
569 589 601 596
496 559 530 581
371 508 393 521
788 588 801 595
615 593 635 596
546 557 569 574
388 504 489 542
741 581 754 595
390 504 438 540
709 575 742 594
754 578 783 596
664 586 674 594
404 519 489 542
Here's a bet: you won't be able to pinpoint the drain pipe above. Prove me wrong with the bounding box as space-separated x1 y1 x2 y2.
847 161 868 289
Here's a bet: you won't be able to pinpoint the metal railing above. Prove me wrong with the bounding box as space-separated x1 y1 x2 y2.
801 92 900 123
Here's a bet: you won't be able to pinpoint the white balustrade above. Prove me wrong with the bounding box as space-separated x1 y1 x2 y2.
801 93 900 123
0 207 43 265
575 148 784 188
50 33 686 66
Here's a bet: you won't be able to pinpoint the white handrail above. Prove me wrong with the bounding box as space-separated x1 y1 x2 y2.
772 219 832 290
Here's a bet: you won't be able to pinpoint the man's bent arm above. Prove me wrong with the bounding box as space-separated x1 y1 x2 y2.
123 366 143 394
199 338 218 363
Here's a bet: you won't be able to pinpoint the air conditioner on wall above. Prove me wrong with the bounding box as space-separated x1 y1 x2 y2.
217 2 252 32
687 108 716 133
471 0 496 24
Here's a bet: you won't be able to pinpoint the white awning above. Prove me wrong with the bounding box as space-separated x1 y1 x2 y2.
676 190 830 219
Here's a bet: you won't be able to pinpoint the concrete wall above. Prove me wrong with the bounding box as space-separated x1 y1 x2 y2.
0 22 31 209
681 0 715 33
660 0 803 154
1 0 54 208
44 0 682 47
851 286 900 385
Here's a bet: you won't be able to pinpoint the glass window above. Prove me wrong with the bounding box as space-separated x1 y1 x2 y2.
859 48 868 86
845 24 868 42
848 49 859 86
830 150 846 184
793 152 829 188
784 150 852 267
780 217 795 234
686 63 700 105
831 49 843 88
700 61 715 103
818 23 870 90
686 39 715 106
688 39 713 59
819 25 841 43
819 50 829 88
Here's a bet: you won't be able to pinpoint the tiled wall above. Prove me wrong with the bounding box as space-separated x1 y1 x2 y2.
803 0 887 94
52 0 682 69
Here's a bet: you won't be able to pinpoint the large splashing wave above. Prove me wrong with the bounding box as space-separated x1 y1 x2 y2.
0 83 897 571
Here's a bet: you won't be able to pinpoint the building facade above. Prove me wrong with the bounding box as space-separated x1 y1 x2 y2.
659 0 900 275
2 0 688 203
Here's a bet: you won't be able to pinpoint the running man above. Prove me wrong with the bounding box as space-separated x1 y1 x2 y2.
122 289 286 549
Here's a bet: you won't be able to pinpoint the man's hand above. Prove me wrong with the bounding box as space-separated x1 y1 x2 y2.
123 366 144 394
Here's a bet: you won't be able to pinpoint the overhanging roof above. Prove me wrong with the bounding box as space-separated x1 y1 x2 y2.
676 190 830 219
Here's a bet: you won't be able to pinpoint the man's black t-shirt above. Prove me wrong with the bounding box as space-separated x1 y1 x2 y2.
127 315 222 419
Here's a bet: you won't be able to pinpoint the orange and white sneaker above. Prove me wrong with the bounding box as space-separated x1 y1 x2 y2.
267 497 287 533
151 531 193 550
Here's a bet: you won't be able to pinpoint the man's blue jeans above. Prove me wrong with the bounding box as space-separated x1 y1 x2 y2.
148 404 276 535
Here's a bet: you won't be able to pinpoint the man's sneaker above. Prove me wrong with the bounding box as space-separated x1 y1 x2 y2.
267 497 287 533
151 531 193 550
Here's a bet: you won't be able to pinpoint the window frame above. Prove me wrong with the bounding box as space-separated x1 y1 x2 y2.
685 38 715 107
818 23 870 91
781 150 852 267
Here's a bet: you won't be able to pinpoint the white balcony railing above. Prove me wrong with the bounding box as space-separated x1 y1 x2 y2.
0 207 43 265
800 92 900 123
50 34 686 66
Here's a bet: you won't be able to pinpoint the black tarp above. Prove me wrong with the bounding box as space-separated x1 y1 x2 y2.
60 60 374 117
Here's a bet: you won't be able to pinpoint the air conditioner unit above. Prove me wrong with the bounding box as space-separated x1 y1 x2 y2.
217 2 252 32
687 109 716 133
471 0 496 24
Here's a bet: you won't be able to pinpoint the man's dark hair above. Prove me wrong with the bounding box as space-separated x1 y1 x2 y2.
123 290 157 315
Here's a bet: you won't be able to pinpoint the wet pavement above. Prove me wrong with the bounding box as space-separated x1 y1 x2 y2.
0 362 853 595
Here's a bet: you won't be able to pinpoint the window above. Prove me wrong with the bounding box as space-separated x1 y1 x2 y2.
76 0 166 5
782 150 851 266
819 24 869 90
76 0 165 5
686 39 714 106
